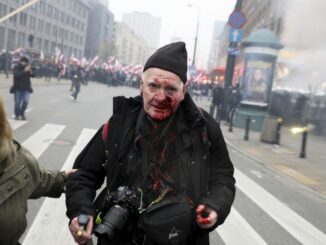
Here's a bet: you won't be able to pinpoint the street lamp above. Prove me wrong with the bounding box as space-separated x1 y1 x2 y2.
187 4 200 67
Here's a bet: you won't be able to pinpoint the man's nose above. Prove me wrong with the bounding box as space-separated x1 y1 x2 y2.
154 88 168 100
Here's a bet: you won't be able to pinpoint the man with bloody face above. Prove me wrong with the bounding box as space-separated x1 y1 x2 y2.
66 42 235 245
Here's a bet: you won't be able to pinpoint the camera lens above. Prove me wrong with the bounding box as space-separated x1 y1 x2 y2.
93 205 129 239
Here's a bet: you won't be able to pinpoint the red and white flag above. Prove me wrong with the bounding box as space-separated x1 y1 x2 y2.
90 55 99 67
107 56 115 65
133 64 143 75
81 57 88 67
55 48 61 64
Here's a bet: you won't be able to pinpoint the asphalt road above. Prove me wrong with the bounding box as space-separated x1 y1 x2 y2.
1 82 326 245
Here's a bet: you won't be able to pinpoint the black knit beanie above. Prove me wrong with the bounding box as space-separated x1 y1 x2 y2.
143 42 188 83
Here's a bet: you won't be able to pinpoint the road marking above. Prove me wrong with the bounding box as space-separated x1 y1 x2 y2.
217 207 267 245
251 169 263 179
22 124 65 159
8 118 28 130
25 107 34 113
274 165 319 186
23 128 97 245
235 168 326 244
50 99 60 103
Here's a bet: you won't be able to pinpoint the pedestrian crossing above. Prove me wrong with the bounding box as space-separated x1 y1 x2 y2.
8 119 326 245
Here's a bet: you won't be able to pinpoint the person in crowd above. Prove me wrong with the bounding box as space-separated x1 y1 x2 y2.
0 50 9 78
66 42 236 245
192 81 202 101
210 80 225 122
225 82 242 123
0 96 76 245
11 57 34 121
70 65 83 101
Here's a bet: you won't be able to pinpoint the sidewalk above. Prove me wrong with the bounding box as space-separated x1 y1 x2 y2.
196 98 326 198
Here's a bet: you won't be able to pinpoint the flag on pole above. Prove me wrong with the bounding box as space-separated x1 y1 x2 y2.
90 55 99 67
40 50 45 61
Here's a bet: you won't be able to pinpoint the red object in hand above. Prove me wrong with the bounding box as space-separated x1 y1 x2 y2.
196 207 211 224
197 215 211 224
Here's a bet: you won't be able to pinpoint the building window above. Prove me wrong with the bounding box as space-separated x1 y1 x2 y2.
65 30 69 41
37 37 42 50
18 32 25 48
51 42 56 53
0 27 5 50
83 8 87 18
60 11 65 23
45 22 51 35
59 28 64 40
7 29 16 51
52 25 58 38
71 17 75 28
0 3 7 17
54 8 59 20
76 20 80 30
29 16 36 30
19 12 27 26
9 8 17 24
44 39 49 51
47 5 53 17
38 19 44 33
69 31 73 42
66 15 70 25
40 1 46 14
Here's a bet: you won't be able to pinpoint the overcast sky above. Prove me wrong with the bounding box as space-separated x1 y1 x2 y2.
108 0 236 68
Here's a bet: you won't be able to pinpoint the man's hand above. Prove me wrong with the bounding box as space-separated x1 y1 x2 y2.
24 65 32 72
65 169 78 176
69 215 93 244
196 204 218 229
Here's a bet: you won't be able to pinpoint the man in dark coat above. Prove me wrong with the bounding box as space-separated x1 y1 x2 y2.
66 42 235 245
0 50 9 78
11 56 34 120
210 81 225 122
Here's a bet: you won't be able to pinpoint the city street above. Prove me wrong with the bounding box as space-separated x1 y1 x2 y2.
1 82 326 245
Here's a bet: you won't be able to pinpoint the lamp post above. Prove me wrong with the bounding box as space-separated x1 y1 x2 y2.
187 4 200 67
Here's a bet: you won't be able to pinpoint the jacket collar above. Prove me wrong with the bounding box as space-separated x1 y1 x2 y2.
177 93 206 132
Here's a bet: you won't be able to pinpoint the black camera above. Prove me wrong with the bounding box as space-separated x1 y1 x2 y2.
93 186 139 240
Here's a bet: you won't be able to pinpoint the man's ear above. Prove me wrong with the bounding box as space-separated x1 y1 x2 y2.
183 81 189 95
140 80 144 95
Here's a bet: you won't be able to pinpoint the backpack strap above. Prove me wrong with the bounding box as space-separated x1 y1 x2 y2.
101 116 121 192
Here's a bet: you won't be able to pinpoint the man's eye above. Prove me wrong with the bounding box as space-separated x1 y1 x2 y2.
148 83 159 89
167 87 177 93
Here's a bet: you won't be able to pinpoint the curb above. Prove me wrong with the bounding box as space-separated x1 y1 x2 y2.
224 138 326 201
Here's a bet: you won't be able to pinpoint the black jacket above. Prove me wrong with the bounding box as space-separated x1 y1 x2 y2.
66 93 236 245
12 64 33 92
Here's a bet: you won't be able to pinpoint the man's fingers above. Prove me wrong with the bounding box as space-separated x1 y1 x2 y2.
84 216 94 238
69 216 92 243
196 204 205 214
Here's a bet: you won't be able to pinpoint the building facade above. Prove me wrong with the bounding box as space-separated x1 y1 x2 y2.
122 11 161 49
0 0 90 59
217 0 284 68
114 22 153 66
217 0 326 90
84 0 114 59
207 20 226 71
